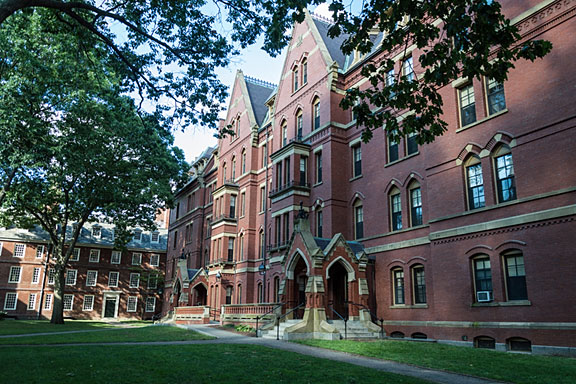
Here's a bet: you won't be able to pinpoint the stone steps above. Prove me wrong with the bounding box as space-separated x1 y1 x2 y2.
260 319 301 339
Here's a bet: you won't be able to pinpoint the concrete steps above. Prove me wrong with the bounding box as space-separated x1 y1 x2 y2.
328 320 382 339
260 319 301 339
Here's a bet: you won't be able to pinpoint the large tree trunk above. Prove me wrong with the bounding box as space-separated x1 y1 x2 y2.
50 244 66 324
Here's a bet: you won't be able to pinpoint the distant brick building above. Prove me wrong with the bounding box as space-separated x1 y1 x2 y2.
0 223 167 320
165 0 576 356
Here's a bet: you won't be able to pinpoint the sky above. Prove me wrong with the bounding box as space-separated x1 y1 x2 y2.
173 4 334 163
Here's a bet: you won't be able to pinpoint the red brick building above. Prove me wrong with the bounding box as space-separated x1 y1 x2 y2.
165 0 576 355
0 223 166 320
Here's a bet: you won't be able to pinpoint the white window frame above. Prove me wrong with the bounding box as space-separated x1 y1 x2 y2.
83 295 95 311
86 270 98 287
32 267 41 284
133 230 142 242
92 226 101 239
28 293 37 310
108 271 120 288
111 250 121 264
36 245 45 259
129 273 140 288
147 274 158 289
89 249 100 263
4 292 17 310
150 254 160 267
127 296 138 312
151 231 160 243
70 248 81 261
145 297 156 312
48 268 56 285
63 294 74 311
14 243 26 258
8 266 22 283
44 294 53 310
132 253 142 265
65 269 78 286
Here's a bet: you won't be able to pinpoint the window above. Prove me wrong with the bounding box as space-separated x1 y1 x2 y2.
403 56 414 81
390 190 402 231
302 59 308 84
8 266 22 283
406 132 418 155
354 201 364 239
83 295 94 311
259 231 265 259
275 162 283 189
111 250 121 264
48 269 56 285
274 277 280 302
473 257 493 301
410 186 423 226
145 297 156 312
132 253 142 265
185 222 193 243
133 229 142 241
504 252 528 301
315 151 322 183
173 230 178 249
70 248 80 261
226 286 233 305
129 273 140 288
386 68 395 97
237 284 242 304
281 121 288 147
486 78 506 115
240 192 246 217
14 243 25 257
494 148 516 203
89 249 100 263
257 282 263 303
227 238 234 262
232 156 236 179
150 254 160 267
393 268 405 305
239 234 244 261
86 270 98 287
28 293 37 310
36 245 45 258
275 216 281 245
352 144 362 177
151 231 160 243
127 296 138 312
66 269 77 285
32 267 41 284
283 213 290 243
299 157 307 185
293 67 299 91
283 158 290 186
262 144 268 168
92 226 101 238
109 271 119 287
241 150 246 174
44 294 53 310
507 337 532 352
475 336 496 349
466 158 485 209
316 210 323 237
260 186 266 212
387 131 399 162
296 110 303 140
4 292 17 310
229 195 236 218
63 294 74 311
313 98 320 130
412 265 426 304
459 84 476 126
147 274 158 289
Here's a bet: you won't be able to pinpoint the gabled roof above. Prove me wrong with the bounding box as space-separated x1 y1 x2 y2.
310 16 348 69
244 76 276 126
314 236 365 259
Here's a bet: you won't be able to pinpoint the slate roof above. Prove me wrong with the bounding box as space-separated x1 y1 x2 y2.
187 268 199 280
245 77 276 126
314 237 365 258
311 17 348 69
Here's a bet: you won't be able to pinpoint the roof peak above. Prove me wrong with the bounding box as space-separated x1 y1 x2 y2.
244 75 276 89
310 11 335 25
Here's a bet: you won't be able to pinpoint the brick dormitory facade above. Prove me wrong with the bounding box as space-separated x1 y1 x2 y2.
163 0 576 355
0 223 167 320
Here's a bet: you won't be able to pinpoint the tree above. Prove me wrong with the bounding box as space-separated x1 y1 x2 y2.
0 11 188 324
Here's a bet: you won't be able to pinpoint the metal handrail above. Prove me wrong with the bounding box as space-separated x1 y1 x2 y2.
328 305 348 340
274 302 305 340
255 302 285 336
346 301 385 339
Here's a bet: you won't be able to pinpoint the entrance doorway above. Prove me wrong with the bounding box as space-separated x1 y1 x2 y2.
102 295 118 318
327 261 348 320
192 284 207 306
291 256 308 319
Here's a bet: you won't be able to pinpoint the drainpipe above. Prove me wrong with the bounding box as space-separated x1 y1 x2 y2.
262 125 270 302
37 242 52 320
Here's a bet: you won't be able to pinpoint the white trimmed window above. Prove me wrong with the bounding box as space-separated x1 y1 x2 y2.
14 243 25 258
92 226 101 238
145 297 156 312
151 231 160 243
132 253 142 265
36 245 45 259
133 229 142 241
28 293 37 310
147 274 158 289
83 295 94 311
63 294 74 311
129 273 140 288
89 249 100 263
70 248 80 261
127 296 138 312
65 269 78 285
8 266 22 283
44 294 53 310
48 268 56 285
111 250 121 264
86 270 98 287
108 271 119 287
4 292 17 310
32 267 41 284
150 254 160 267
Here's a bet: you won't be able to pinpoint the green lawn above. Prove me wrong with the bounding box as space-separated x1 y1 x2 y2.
0 344 431 384
297 339 576 384
0 325 212 344
0 320 136 335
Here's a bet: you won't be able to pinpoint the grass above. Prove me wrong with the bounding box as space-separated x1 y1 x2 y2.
296 339 576 384
0 320 124 335
0 325 212 345
0 344 431 384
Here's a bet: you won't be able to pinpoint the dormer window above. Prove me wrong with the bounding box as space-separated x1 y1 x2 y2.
133 229 142 242
92 226 101 239
151 231 160 243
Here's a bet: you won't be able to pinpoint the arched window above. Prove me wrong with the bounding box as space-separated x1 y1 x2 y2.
493 145 516 203
235 118 240 138
229 119 235 142
411 332 427 339
392 267 405 305
474 336 495 349
411 264 426 304
390 331 405 338
274 276 280 302
239 233 244 261
312 97 320 130
503 250 527 301
296 109 303 140
389 187 402 231
387 129 399 163
257 282 264 303
353 199 364 239
281 120 288 146
231 156 236 180
472 255 493 302
301 59 308 84
225 286 233 305
293 66 299 92
222 162 227 184
465 155 485 210
237 284 242 304
316 209 323 237
241 149 246 174
507 337 532 352
409 181 423 226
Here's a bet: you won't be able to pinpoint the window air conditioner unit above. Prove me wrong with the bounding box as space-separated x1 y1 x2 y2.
477 291 493 302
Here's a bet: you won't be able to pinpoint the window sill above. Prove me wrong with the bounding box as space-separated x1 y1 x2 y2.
456 109 508 133
389 304 429 309
471 300 531 307
384 151 420 167
349 175 363 182
313 182 323 187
